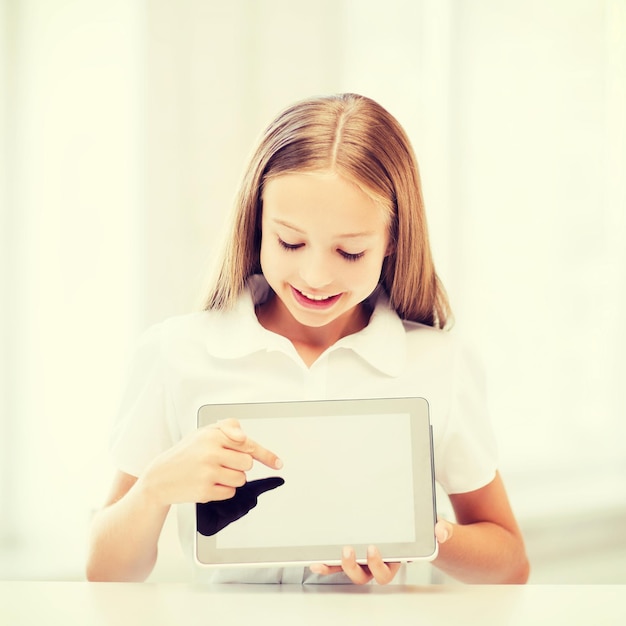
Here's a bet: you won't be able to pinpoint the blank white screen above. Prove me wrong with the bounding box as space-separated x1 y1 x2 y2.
215 413 415 549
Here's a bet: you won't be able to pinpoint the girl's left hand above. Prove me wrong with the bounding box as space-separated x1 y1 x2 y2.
310 545 401 585
309 520 454 585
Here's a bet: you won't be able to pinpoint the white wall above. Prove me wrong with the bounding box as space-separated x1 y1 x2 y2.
1 0 625 581
1 0 144 577
449 0 626 520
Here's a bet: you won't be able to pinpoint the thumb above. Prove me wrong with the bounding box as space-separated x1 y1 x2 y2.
435 518 454 544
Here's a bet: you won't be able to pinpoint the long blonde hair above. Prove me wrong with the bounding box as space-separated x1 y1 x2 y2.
204 93 451 328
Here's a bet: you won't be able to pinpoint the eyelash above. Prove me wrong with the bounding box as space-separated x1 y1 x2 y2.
339 250 365 262
277 238 302 251
277 238 364 262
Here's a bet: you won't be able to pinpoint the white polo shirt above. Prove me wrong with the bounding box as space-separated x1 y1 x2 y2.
110 275 497 584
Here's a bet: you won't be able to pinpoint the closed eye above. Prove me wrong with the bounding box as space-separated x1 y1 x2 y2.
278 237 303 251
338 250 365 262
278 237 364 261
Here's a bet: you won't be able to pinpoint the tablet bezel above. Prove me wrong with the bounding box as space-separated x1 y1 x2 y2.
194 397 437 568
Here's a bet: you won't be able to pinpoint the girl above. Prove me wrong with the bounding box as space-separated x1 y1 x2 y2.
86 93 529 585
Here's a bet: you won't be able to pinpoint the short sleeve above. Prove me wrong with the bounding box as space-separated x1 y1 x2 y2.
435 338 498 494
109 323 178 477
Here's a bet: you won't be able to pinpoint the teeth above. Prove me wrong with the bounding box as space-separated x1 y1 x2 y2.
300 291 334 301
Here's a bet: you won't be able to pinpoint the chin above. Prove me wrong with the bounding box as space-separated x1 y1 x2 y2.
289 310 342 328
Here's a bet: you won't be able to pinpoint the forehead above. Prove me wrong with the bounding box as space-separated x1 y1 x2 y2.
262 171 389 231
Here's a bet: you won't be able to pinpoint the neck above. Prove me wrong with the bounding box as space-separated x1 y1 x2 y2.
256 293 371 364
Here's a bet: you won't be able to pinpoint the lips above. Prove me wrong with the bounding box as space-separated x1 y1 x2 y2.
291 286 342 309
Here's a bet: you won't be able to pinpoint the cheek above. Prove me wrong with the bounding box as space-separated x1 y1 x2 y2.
259 241 286 277
258 239 270 275
349 255 386 288
259 247 272 276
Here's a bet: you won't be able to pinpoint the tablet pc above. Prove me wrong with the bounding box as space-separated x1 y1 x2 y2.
195 397 437 567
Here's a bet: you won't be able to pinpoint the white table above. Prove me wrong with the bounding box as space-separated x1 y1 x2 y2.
1 582 624 625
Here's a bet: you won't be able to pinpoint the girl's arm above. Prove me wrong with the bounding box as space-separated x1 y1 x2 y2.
86 420 282 582
433 471 530 583
310 470 529 584
86 470 169 582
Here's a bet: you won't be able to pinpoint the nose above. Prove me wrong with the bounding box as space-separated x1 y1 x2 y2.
298 250 333 289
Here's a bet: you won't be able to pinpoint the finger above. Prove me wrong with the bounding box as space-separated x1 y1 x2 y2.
341 546 372 585
210 422 282 470
213 418 246 442
309 563 343 576
366 545 401 585
213 467 247 489
235 436 283 471
201 484 236 502
435 519 454 544
216 448 254 472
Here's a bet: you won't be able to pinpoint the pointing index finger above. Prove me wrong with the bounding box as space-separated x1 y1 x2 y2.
214 419 282 470
238 436 283 470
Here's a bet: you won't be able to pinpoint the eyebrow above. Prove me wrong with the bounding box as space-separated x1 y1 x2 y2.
271 218 376 239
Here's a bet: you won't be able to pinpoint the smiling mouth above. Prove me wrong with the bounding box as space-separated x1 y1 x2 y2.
291 286 342 308
299 290 335 301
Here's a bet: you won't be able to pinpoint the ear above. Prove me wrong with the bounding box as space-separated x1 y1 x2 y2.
385 238 396 257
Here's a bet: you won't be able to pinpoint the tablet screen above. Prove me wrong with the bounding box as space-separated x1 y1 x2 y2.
195 397 436 566
215 412 415 549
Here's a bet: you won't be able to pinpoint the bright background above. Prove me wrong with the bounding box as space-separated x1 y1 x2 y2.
1 0 625 582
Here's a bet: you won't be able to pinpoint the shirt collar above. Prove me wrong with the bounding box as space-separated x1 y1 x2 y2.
329 288 407 377
204 275 407 377
203 275 284 359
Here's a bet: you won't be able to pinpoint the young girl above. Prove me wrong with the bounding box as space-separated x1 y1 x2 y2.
86 93 529 585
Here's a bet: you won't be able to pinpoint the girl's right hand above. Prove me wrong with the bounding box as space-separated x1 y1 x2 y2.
137 418 283 507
